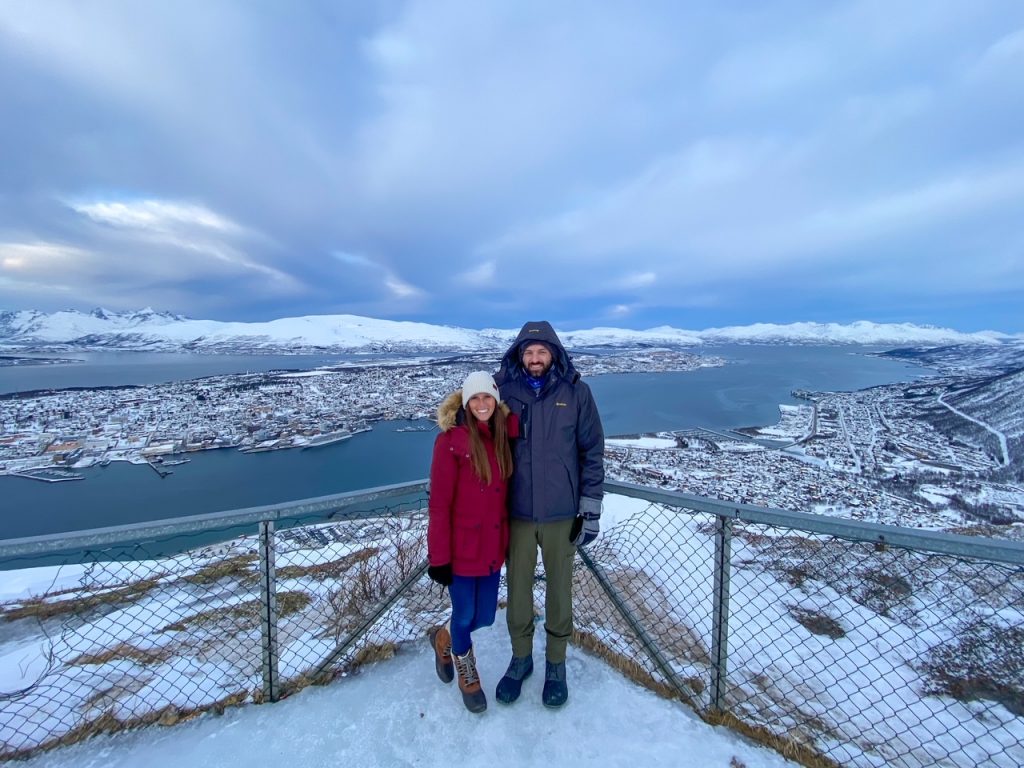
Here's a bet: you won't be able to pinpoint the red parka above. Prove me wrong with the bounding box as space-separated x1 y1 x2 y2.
428 391 518 577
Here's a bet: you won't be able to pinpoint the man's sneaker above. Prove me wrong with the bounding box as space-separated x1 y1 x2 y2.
453 647 487 713
495 655 533 704
428 623 454 684
542 660 568 708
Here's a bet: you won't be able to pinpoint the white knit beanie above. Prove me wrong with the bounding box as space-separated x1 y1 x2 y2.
461 371 500 409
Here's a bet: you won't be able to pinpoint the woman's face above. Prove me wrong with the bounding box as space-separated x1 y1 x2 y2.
467 393 496 422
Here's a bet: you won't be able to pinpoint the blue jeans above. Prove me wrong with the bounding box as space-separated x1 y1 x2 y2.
448 571 500 656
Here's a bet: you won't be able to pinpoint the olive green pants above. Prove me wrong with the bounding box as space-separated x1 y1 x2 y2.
505 517 576 663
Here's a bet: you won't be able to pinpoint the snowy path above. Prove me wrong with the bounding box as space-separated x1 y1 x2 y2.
21 611 794 768
837 404 862 472
937 392 1009 465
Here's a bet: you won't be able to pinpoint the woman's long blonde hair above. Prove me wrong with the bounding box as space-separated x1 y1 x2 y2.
465 402 512 485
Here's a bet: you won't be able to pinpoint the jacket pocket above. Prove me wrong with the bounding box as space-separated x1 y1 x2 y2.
453 519 482 561
561 460 579 515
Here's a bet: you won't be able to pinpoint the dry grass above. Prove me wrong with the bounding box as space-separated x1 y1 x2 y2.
0 691 250 761
576 564 711 667
944 523 1015 538
919 621 1024 716
572 629 682 701
787 606 846 640
70 642 175 667
571 551 851 768
276 548 378 581
182 554 259 586
159 601 260 633
279 641 400 698
159 590 312 633
0 578 162 622
277 590 313 616
571 564 709 710
570 624 842 768
325 537 425 642
705 710 844 768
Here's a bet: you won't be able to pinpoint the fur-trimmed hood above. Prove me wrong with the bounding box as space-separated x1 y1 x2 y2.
436 390 511 431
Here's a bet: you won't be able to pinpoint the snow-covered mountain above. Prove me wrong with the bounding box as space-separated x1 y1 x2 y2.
0 309 496 354
0 308 187 342
697 320 1012 346
557 326 703 347
0 308 1015 353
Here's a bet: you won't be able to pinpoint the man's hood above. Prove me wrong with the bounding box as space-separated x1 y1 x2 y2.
496 320 577 383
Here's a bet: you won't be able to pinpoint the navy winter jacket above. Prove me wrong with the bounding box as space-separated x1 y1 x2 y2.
494 321 605 523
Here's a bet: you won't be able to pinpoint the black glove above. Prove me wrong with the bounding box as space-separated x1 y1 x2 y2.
428 563 453 586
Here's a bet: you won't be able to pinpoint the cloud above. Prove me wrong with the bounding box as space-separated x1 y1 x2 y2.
966 26 1024 79
799 161 1024 249
0 241 89 276
72 200 240 234
1 1 1023 330
621 272 657 289
332 251 376 268
0 239 162 309
65 197 299 288
457 260 496 287
384 275 422 298
331 248 424 300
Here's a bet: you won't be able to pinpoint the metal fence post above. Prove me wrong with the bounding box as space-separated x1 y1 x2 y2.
710 512 733 713
258 520 280 703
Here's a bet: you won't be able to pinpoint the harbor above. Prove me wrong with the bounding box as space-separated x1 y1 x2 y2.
11 468 85 483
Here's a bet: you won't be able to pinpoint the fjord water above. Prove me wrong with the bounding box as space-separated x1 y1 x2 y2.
594 344 928 434
0 352 367 395
0 346 929 538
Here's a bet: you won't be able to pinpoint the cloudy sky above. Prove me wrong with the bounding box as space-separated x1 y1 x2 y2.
1 1 1022 332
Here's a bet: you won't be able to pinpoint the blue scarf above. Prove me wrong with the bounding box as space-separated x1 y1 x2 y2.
525 372 548 395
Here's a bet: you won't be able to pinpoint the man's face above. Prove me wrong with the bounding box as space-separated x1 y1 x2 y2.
522 343 553 377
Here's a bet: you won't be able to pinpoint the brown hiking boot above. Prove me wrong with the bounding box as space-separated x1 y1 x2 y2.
429 623 454 683
453 647 487 713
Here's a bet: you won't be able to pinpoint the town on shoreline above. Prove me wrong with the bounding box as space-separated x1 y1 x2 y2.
0 346 1020 537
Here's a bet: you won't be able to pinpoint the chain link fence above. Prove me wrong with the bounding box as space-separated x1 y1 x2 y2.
0 482 441 759
575 482 1024 768
1 479 1022 766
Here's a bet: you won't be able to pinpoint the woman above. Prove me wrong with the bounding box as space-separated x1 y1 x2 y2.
427 371 517 713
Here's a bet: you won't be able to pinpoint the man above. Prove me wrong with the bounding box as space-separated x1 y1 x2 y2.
492 320 605 708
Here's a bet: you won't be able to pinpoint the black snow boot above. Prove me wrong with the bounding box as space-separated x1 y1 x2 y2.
495 655 533 704
542 660 568 708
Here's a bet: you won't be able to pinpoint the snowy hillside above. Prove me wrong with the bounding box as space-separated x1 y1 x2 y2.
881 344 1024 376
698 320 1011 346
947 368 1024 443
0 308 1015 353
0 309 497 354
939 368 1024 470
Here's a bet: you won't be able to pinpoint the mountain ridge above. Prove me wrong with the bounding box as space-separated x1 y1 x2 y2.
0 308 1017 353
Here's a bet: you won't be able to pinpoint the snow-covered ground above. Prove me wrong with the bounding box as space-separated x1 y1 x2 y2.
2 495 1022 767
606 436 678 449
16 610 795 768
